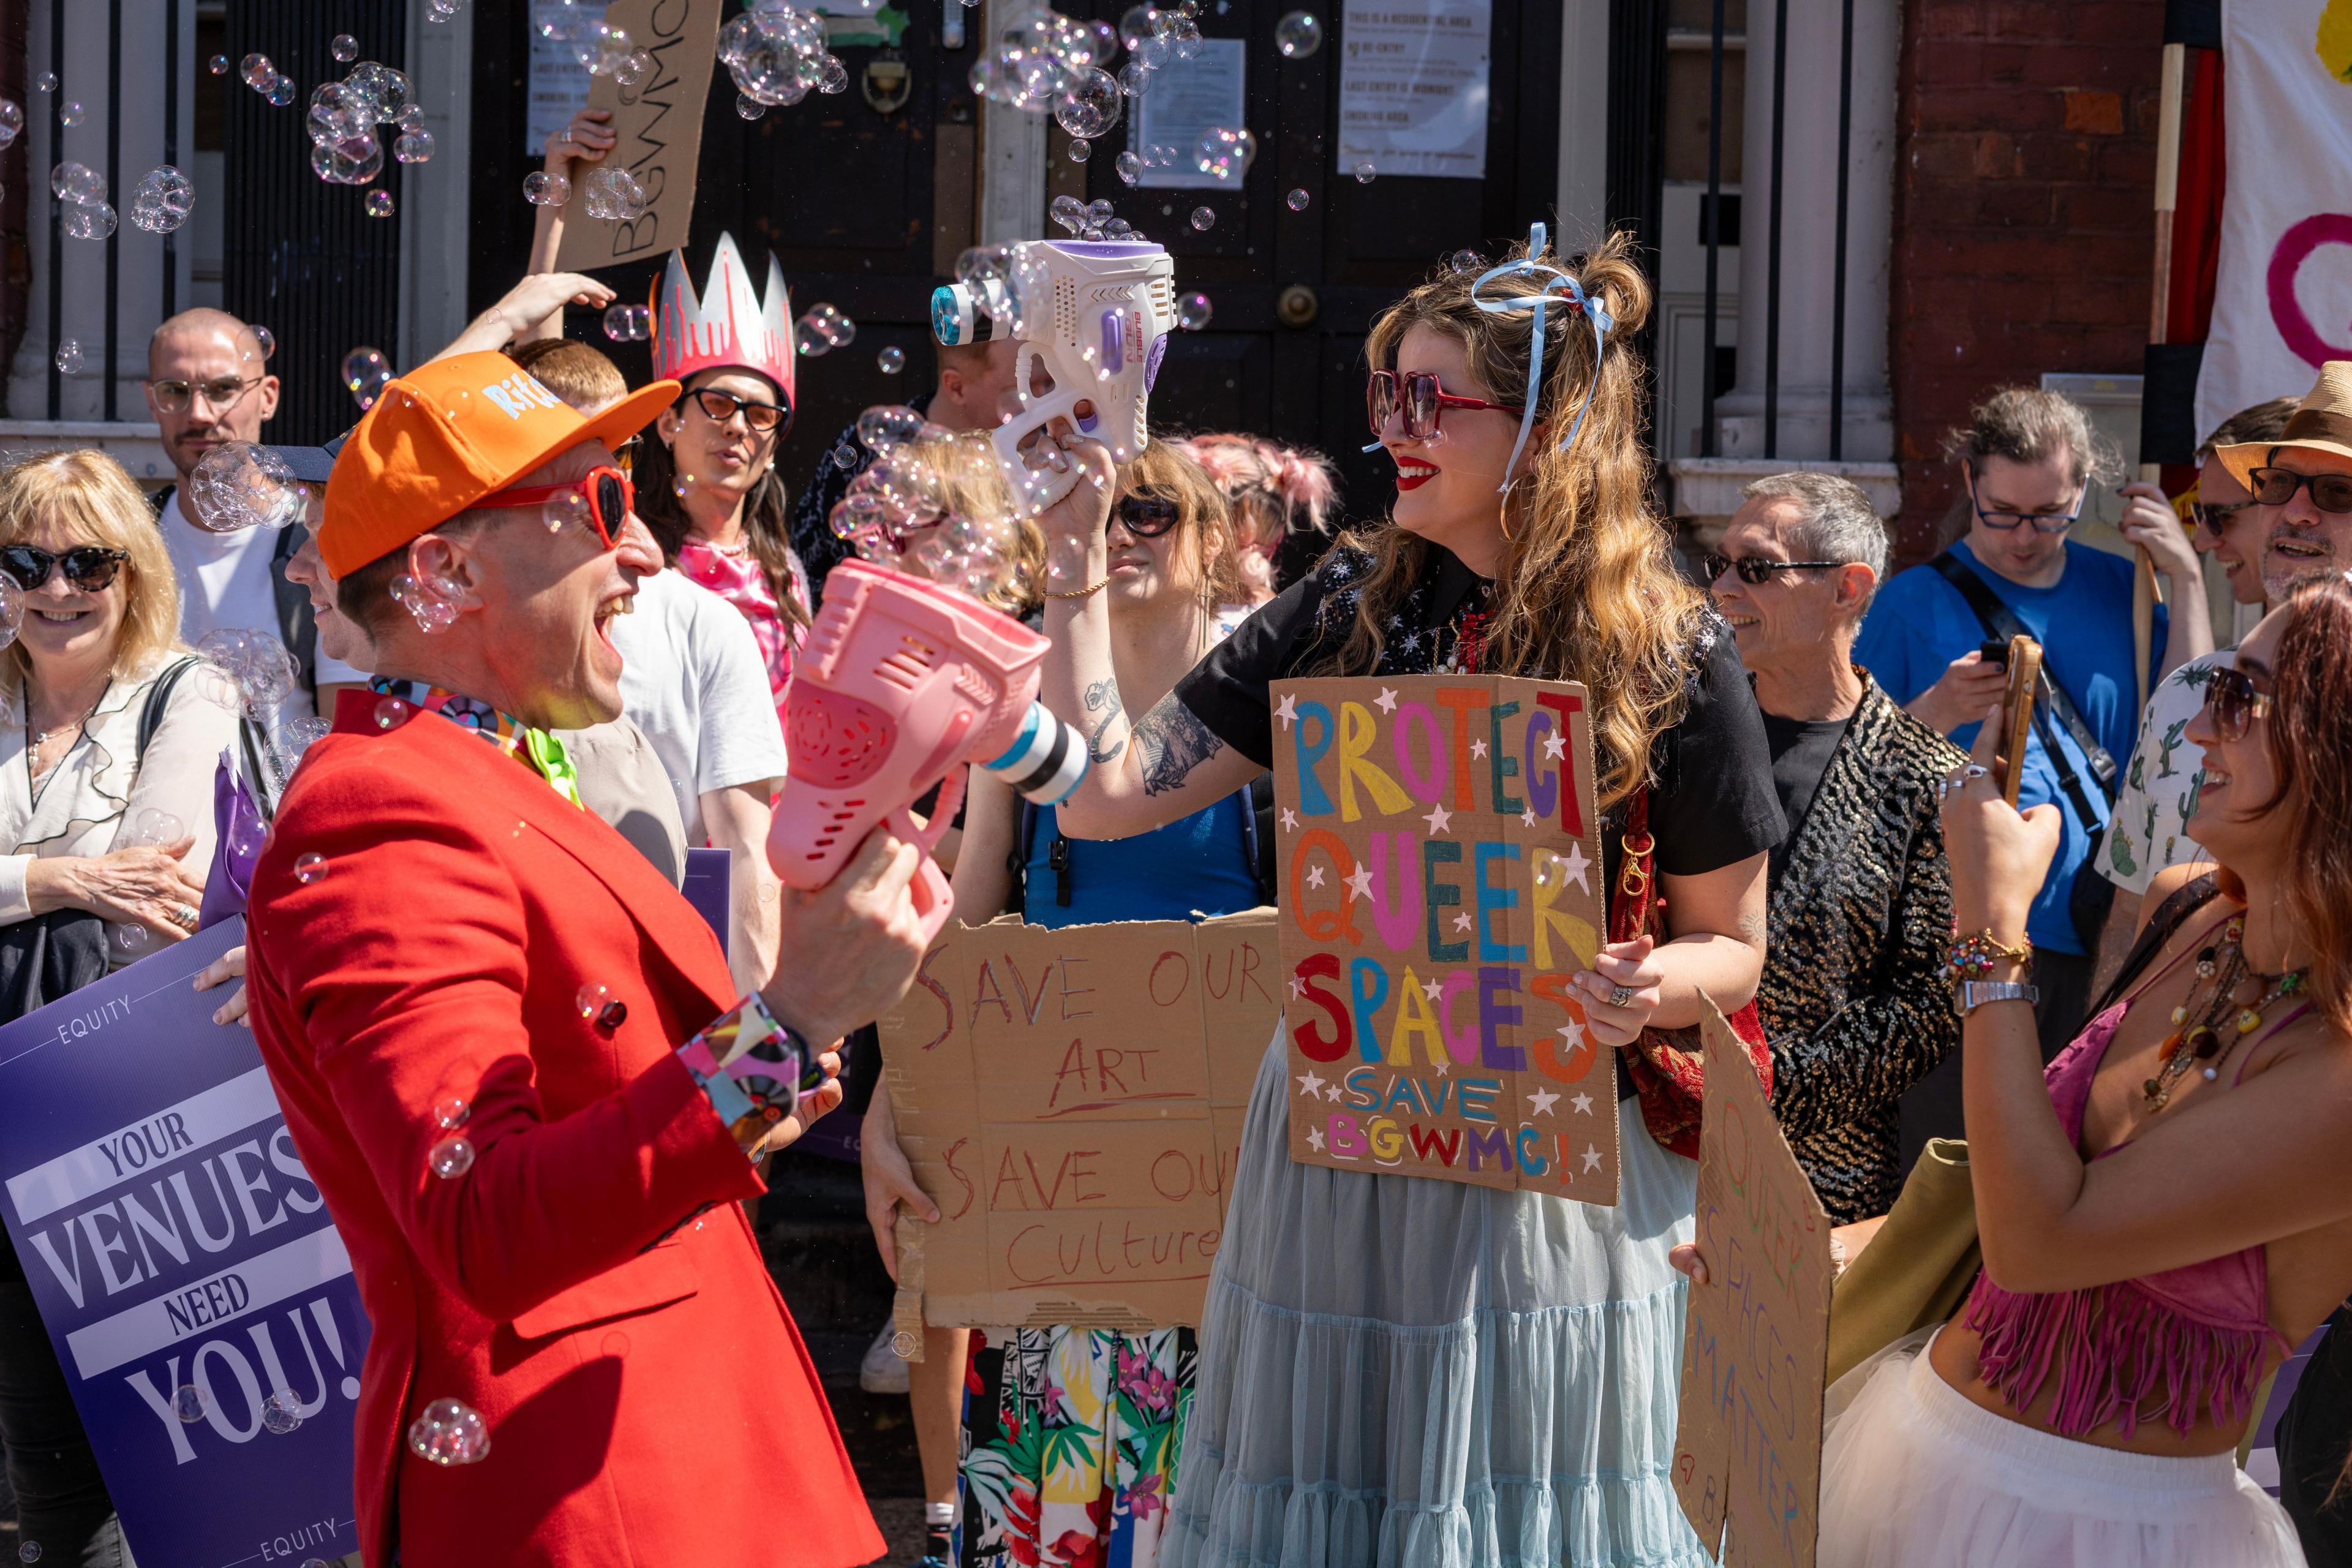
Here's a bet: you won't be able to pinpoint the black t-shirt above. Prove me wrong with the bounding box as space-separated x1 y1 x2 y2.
1174 541 1785 893
1760 709 1854 891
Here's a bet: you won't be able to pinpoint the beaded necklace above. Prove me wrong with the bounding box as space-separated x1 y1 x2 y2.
2143 913 2307 1110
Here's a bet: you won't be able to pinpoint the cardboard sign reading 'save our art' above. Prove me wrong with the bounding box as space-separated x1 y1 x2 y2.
1270 676 1618 1204
877 911 1281 1334
1672 999 1834 1567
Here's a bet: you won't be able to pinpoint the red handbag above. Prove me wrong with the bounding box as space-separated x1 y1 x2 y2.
1609 789 1774 1158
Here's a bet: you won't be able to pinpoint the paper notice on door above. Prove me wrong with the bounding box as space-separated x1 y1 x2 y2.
1338 0 1493 181
1130 38 1247 190
527 1 597 154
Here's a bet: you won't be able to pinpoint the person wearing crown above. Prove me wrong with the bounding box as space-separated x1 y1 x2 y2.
635 233 814 728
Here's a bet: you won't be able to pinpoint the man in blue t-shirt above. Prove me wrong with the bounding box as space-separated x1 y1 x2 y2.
1856 402 2209 1069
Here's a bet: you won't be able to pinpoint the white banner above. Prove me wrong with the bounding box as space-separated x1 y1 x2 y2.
2196 0 2352 441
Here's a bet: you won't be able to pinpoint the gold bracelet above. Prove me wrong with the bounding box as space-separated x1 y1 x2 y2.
1939 927 2033 989
1046 577 1110 599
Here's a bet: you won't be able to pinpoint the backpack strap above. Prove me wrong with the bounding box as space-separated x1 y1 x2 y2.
1244 773 1276 905
136 656 198 761
2085 869 2224 1018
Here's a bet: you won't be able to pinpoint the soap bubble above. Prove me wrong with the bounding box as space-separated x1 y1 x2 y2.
254 325 276 360
261 1391 303 1434
0 573 21 654
34 72 56 94
736 92 767 120
390 574 459 634
1049 193 1088 235
407 1398 491 1465
331 34 360 62
1189 205 1215 231
128 809 183 848
0 100 21 148
1118 4 1164 50
585 23 635 77
115 924 151 956
858 405 927 452
1447 249 1483 275
208 55 228 76
427 1136 475 1179
393 130 434 164
581 167 647 221
818 53 850 94
265 76 296 108
1275 10 1324 57
50 161 104 205
614 49 657 89
128 165 195 233
61 203 108 241
1193 126 1256 183
1118 60 1153 98
1117 151 1143 186
273 715 330 777
1178 292 1213 331
1287 187 1310 211
309 134 385 187
58 100 83 127
1354 161 1376 183
174 1384 205 1422
241 55 273 90
1067 137 1091 163
188 443 306 533
433 1095 471 1129
53 341 80 374
796 304 853 356
576 982 612 1020
522 171 570 206
374 697 410 731
364 190 395 219
1054 66 1123 140
398 104 428 133
601 303 650 342
341 347 391 410
19 1542 39 1563
344 62 413 123
294 852 328 884
877 345 907 374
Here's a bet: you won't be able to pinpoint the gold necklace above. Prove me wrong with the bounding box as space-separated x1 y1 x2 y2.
2143 916 2308 1109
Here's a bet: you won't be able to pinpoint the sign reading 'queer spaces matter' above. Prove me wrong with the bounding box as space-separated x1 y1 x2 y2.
1270 675 1618 1204
0 919 369 1568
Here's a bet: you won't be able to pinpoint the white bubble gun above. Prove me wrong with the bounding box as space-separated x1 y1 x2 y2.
930 239 1178 510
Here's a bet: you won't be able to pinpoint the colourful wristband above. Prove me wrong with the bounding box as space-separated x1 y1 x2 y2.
675 993 811 1158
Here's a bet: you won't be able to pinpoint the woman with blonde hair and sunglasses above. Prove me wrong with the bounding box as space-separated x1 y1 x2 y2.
1019 230 1782 1567
0 447 239 1567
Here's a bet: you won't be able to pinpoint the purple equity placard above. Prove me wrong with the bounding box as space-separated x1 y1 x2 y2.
0 917 370 1568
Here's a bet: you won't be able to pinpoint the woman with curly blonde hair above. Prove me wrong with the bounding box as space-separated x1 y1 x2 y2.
1025 228 1782 1567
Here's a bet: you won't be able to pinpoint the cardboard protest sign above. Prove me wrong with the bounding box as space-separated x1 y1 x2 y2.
877 911 1280 1334
1672 998 1835 1567
552 0 726 273
1268 676 1618 1204
0 919 372 1568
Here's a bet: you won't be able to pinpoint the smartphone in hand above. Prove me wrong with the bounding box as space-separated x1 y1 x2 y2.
1996 634 2041 807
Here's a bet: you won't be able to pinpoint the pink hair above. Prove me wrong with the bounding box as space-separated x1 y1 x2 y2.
1180 433 1338 541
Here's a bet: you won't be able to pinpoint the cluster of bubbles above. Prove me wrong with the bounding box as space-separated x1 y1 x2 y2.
1112 143 1179 187
308 61 423 197
720 1 850 117
428 1091 473 1179
166 1379 307 1438
128 165 194 234
829 412 1025 603
390 570 462 635
50 162 114 242
1047 195 1137 243
239 53 298 108
582 167 649 222
342 347 392 411
409 1396 491 1466
796 303 857 357
187 443 306 535
602 303 652 342
195 628 298 723
537 0 657 83
522 170 571 207
1193 125 1258 183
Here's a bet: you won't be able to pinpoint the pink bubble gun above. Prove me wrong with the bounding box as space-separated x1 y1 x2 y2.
767 557 1088 939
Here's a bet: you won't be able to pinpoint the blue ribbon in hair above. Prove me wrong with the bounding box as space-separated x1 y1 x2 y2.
1473 222 1614 493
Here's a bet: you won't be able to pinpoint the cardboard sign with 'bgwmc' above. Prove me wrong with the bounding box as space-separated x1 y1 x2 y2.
551 0 725 273
1270 676 1618 1204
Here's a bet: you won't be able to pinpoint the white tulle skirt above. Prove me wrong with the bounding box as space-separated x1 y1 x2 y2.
1817 1330 2304 1568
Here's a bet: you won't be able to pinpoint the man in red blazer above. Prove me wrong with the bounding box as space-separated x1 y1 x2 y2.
244 352 927 1566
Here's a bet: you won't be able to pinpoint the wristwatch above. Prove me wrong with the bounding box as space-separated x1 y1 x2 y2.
1955 980 2039 1017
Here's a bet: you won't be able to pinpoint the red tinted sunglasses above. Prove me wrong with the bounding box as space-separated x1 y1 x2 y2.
1366 369 1524 441
477 465 632 549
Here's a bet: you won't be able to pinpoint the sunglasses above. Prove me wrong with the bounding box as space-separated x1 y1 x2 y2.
2201 665 2274 742
685 386 790 435
2187 499 2244 535
1111 494 1180 537
1366 369 1523 442
145 375 266 416
0 545 129 592
1699 552 1844 585
477 466 633 549
1968 470 2084 534
2246 466 2352 513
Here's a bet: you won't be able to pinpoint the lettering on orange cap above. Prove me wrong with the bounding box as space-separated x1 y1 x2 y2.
481 373 562 421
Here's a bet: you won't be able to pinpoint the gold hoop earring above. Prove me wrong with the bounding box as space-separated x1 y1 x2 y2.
1497 478 1521 541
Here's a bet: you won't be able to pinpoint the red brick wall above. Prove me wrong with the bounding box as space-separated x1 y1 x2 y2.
1889 0 2163 563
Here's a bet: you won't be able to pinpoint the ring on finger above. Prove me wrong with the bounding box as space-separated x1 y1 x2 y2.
1608 982 1638 1009
1963 764 1989 781
168 905 197 932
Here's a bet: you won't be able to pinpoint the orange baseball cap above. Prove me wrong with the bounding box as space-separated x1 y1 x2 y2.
318 350 678 576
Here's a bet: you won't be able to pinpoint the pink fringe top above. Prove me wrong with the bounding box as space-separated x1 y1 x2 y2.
1963 996 2300 1439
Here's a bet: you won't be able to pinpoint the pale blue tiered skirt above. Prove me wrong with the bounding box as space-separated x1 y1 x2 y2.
1163 1028 1708 1568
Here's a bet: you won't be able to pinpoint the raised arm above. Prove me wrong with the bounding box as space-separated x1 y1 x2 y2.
1033 436 1264 839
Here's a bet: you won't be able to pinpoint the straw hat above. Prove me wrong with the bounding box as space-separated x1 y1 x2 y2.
2214 361 2352 486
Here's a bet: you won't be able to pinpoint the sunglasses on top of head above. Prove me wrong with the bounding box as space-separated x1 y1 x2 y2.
684 386 790 435
476 466 633 549
1366 369 1524 442
1110 494 1180 537
0 545 130 593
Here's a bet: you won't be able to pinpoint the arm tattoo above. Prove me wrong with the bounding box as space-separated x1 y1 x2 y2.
1082 676 1128 764
1133 693 1225 797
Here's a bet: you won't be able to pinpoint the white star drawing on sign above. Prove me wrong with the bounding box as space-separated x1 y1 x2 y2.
1559 842 1591 891
1521 809 1536 827
1288 975 1306 999
1543 731 1567 760
1423 802 1453 834
1280 807 1298 831
1422 976 1444 1001
1306 864 1325 889
1452 910 1473 933
1433 1057 1450 1075
1374 687 1399 713
1571 1091 1595 1115
1344 864 1376 902
1275 693 1298 731
1581 1145 1604 1172
1296 1071 1325 1097
1557 1017 1586 1050
1470 737 1489 759
1308 1126 1325 1152
1528 1088 1560 1117
1325 1085 1342 1101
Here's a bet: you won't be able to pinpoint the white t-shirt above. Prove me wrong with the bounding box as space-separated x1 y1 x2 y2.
611 568 789 843
2101 648 2228 895
157 490 371 725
